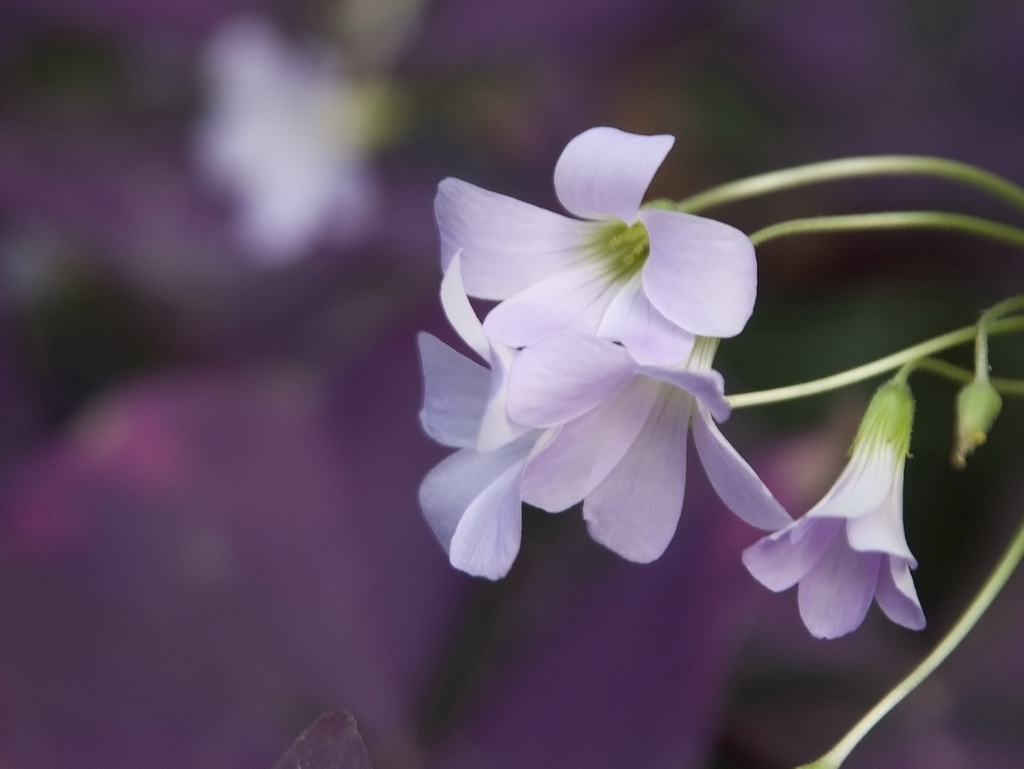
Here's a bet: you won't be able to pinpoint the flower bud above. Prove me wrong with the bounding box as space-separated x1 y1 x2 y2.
952 380 1002 468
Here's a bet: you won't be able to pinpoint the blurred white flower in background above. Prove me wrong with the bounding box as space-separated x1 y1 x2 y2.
195 16 381 265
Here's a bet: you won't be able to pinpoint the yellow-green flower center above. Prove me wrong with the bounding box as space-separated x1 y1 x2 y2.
590 219 650 282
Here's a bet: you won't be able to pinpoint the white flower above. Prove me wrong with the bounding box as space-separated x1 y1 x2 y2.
742 381 926 639
422 126 784 574
505 332 792 563
418 256 788 574
195 16 378 264
435 126 757 365
418 255 537 579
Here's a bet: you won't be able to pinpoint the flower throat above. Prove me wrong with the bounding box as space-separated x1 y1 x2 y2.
592 219 650 281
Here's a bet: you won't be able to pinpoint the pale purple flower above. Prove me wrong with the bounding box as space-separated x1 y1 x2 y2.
742 382 926 639
418 254 538 579
435 126 757 365
195 16 379 264
506 332 792 563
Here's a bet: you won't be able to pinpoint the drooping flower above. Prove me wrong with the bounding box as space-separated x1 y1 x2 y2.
435 126 757 365
195 16 380 263
742 380 926 639
505 331 792 563
418 254 538 579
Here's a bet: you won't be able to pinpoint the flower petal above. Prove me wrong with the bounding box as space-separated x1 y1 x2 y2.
639 209 757 339
435 178 592 299
417 333 489 448
874 558 926 631
507 332 635 428
583 387 690 563
477 344 532 452
845 464 916 562
742 517 842 592
554 127 674 223
641 367 730 422
418 439 531 552
483 260 616 348
437 254 532 453
521 379 659 513
597 274 696 365
806 443 899 522
691 406 792 530
797 536 881 639
440 252 489 360
449 459 526 580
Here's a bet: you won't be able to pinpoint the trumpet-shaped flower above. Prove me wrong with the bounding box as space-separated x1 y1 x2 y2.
196 16 379 263
742 381 926 639
435 126 757 365
418 255 537 579
506 332 792 562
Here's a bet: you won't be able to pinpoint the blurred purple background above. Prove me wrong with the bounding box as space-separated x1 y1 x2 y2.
0 0 1022 767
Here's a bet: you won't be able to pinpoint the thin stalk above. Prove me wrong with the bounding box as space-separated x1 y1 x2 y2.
676 156 1024 216
748 212 1024 250
975 296 1024 376
912 358 1024 397
796 510 1024 769
726 317 1024 409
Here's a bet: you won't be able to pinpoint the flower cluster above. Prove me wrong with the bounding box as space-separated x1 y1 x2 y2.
419 126 785 572
418 126 926 638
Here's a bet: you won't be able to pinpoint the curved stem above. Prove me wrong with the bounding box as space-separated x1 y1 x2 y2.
726 317 1024 409
796 510 1024 769
747 212 1024 250
975 295 1024 377
676 156 1024 216
912 358 1024 397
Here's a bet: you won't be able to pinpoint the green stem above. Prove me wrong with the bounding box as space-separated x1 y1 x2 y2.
912 358 1024 396
796 510 1024 769
676 156 1024 216
747 212 1024 250
890 358 918 386
726 317 1024 409
975 295 1024 377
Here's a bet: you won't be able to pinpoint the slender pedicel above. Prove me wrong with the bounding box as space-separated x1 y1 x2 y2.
726 316 1024 409
676 155 1024 216
794 508 1024 769
748 211 1024 250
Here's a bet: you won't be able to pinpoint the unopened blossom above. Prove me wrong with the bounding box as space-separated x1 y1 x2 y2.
435 126 757 365
952 378 1002 468
506 332 792 563
195 16 379 264
418 255 537 579
742 380 926 639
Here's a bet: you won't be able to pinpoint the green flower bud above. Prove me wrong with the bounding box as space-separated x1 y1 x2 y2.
952 380 1003 468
